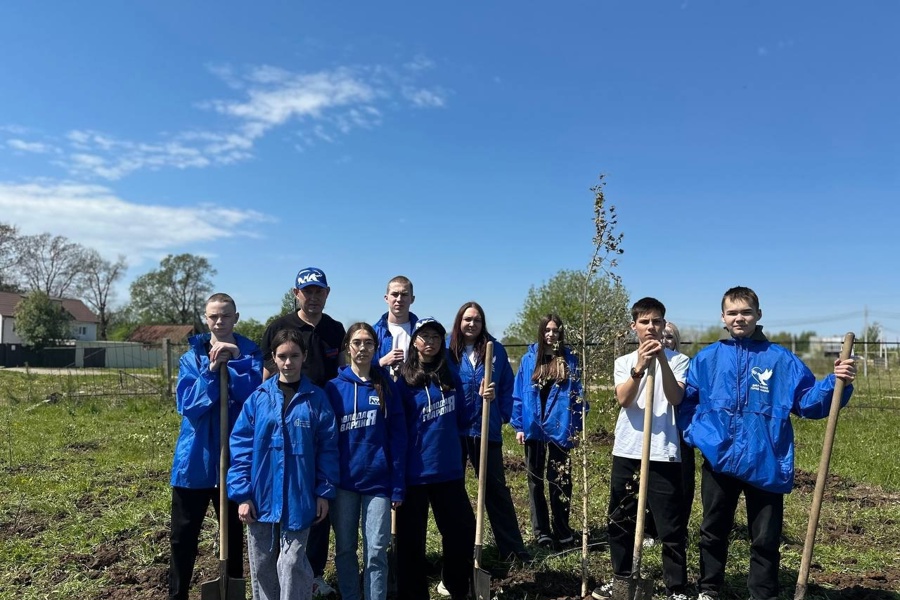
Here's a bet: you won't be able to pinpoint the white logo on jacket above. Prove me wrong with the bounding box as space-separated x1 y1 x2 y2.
340 410 377 431
751 367 773 393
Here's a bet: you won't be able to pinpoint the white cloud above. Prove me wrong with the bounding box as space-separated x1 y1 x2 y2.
403 87 447 108
2 58 447 181
404 55 435 73
7 139 57 154
0 181 271 265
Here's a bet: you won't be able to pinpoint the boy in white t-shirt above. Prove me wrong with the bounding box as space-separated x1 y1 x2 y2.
593 297 689 600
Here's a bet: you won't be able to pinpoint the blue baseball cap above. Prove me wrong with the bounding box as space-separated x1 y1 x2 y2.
412 317 446 338
295 267 328 289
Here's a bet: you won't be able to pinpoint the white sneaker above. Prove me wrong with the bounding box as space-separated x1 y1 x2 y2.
436 580 451 597
642 536 657 548
697 593 718 600
312 577 336 598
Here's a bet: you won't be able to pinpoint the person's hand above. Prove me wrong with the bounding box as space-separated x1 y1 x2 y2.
209 342 238 371
480 380 496 402
392 500 402 509
834 358 857 383
314 497 329 524
636 339 663 371
516 431 525 445
379 349 404 368
239 501 257 525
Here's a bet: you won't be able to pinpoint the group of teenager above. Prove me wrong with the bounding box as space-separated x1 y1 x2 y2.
168 268 857 600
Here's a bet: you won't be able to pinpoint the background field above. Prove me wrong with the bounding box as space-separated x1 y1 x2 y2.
0 363 898 600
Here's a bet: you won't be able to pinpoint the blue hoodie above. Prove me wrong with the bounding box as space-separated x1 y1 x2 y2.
447 335 514 443
227 375 339 531
398 366 469 485
373 311 419 364
324 366 408 502
678 330 852 494
511 344 585 449
171 333 262 489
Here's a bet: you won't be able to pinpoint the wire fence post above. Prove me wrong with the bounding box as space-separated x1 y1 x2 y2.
162 338 173 400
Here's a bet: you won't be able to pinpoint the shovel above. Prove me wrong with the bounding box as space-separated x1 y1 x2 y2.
387 508 398 599
472 341 494 600
794 332 855 600
200 367 246 600
629 360 656 600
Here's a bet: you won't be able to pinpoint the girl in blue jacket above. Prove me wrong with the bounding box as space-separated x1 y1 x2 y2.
227 328 339 600
396 318 475 600
511 314 585 548
324 323 407 600
447 301 531 564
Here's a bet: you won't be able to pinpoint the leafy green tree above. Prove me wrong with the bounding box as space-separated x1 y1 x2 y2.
234 317 267 347
504 268 630 377
129 254 216 325
14 292 72 349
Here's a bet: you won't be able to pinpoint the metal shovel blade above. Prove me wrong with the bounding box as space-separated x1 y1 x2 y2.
200 561 246 600
627 576 653 600
473 546 491 600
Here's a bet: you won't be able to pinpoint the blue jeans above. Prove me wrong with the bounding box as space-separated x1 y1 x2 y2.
247 522 312 600
331 488 392 600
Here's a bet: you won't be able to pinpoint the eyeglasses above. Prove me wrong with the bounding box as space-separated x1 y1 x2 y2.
417 333 442 343
349 340 376 349
206 313 235 322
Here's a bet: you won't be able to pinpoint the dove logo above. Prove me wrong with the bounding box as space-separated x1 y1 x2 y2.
750 367 773 393
297 272 320 285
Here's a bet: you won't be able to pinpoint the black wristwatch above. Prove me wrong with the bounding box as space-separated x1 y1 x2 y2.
630 367 645 379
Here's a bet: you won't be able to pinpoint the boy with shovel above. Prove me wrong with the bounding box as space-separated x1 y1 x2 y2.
679 286 856 600
593 297 690 600
168 293 263 600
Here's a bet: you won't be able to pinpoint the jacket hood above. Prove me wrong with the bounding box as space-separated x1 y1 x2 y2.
335 364 377 386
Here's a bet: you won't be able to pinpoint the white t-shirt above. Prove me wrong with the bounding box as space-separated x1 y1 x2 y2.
612 348 689 462
387 321 412 359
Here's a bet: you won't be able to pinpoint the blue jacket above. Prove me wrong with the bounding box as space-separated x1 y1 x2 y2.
170 333 262 489
373 311 419 364
324 366 408 502
447 336 514 443
398 365 469 485
679 330 853 494
227 375 339 531
511 344 585 449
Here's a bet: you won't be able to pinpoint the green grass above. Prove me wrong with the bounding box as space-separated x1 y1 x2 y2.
0 369 898 599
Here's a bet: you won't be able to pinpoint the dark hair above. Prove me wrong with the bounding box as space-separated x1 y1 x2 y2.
722 286 760 312
343 322 391 414
401 323 455 390
206 292 237 312
270 328 307 356
448 301 490 364
531 314 569 384
630 297 666 322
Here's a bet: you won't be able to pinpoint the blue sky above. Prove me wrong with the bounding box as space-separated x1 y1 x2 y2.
1 2 898 341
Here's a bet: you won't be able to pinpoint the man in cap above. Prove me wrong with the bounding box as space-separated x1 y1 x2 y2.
260 267 346 597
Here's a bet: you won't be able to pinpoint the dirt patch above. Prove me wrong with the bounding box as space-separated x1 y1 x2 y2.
584 429 614 447
0 512 46 539
504 454 526 473
65 440 102 452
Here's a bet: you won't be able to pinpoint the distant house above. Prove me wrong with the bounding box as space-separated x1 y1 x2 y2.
0 291 100 344
126 324 199 346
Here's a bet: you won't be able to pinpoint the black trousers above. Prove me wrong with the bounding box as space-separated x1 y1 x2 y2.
607 456 687 593
698 460 783 600
461 436 528 558
524 440 572 541
306 513 331 578
396 479 475 600
169 486 243 600
645 436 697 538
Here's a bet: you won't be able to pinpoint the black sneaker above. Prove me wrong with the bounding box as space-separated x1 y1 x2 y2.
536 534 553 548
667 594 691 600
591 581 615 600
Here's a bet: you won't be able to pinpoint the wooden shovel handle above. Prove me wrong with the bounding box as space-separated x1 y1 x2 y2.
631 359 655 574
795 332 854 600
474 342 493 558
219 367 230 562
